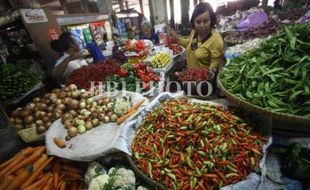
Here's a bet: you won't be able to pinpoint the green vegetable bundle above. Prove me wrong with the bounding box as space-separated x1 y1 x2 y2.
0 64 41 102
220 23 310 117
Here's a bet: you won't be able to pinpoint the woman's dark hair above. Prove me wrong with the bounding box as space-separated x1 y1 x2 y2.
50 31 75 53
50 40 63 53
190 2 217 29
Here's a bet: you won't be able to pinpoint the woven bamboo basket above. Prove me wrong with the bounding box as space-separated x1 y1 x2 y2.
125 154 167 190
216 75 310 126
224 36 248 46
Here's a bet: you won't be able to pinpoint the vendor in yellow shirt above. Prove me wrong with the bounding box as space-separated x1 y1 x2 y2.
169 2 224 72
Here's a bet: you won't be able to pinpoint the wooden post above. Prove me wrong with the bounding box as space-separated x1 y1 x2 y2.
125 1 129 10
169 0 175 28
139 0 144 14
181 0 190 28
119 0 125 11
148 0 155 26
163 0 168 26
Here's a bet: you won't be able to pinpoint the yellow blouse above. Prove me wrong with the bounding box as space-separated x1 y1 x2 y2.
178 29 224 70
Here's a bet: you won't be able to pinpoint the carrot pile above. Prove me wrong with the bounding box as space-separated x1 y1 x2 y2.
0 146 84 190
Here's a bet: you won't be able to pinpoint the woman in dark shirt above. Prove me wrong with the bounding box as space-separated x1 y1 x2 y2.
139 21 160 44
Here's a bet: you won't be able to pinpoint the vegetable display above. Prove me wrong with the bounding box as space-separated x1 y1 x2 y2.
88 167 136 190
175 68 213 82
225 38 264 56
270 143 310 181
217 7 264 33
131 99 266 189
220 23 310 117
0 63 41 102
278 7 308 22
150 52 172 68
10 84 92 133
66 60 119 90
106 63 160 92
0 146 84 190
122 40 148 54
224 17 281 42
60 96 122 140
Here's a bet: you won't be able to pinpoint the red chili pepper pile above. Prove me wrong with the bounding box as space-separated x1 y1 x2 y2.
176 68 213 82
66 59 119 90
132 99 267 190
167 44 183 55
164 36 178 47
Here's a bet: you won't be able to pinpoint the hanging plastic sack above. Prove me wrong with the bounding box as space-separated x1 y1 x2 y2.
237 12 268 31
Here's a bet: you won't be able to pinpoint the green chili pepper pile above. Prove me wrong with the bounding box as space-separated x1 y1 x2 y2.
131 99 266 190
220 23 310 117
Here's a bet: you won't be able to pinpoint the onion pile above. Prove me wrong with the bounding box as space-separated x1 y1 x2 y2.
10 84 92 134
61 96 120 140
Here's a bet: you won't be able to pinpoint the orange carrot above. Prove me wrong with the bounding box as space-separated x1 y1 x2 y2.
0 175 14 190
52 160 62 174
117 109 137 125
0 147 35 171
37 172 46 179
21 157 53 189
53 137 66 148
6 146 45 177
64 171 82 179
42 174 54 190
22 175 49 190
78 181 84 190
0 152 20 171
53 173 59 189
60 181 66 190
127 99 145 113
6 165 33 190
62 165 82 174
20 154 48 188
0 153 25 177
38 174 51 189
71 182 78 190
20 147 36 156
56 180 65 189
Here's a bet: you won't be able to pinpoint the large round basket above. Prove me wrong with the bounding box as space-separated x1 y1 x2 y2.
224 36 247 46
216 75 310 126
125 154 167 190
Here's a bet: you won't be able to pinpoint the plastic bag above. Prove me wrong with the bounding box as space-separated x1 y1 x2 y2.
237 12 268 31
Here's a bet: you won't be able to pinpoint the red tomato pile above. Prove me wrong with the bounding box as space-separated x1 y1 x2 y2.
124 40 146 53
132 63 160 83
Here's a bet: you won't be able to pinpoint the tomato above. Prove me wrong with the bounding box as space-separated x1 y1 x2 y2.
132 64 139 70
141 75 151 83
117 68 128 77
143 82 150 90
139 63 147 70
